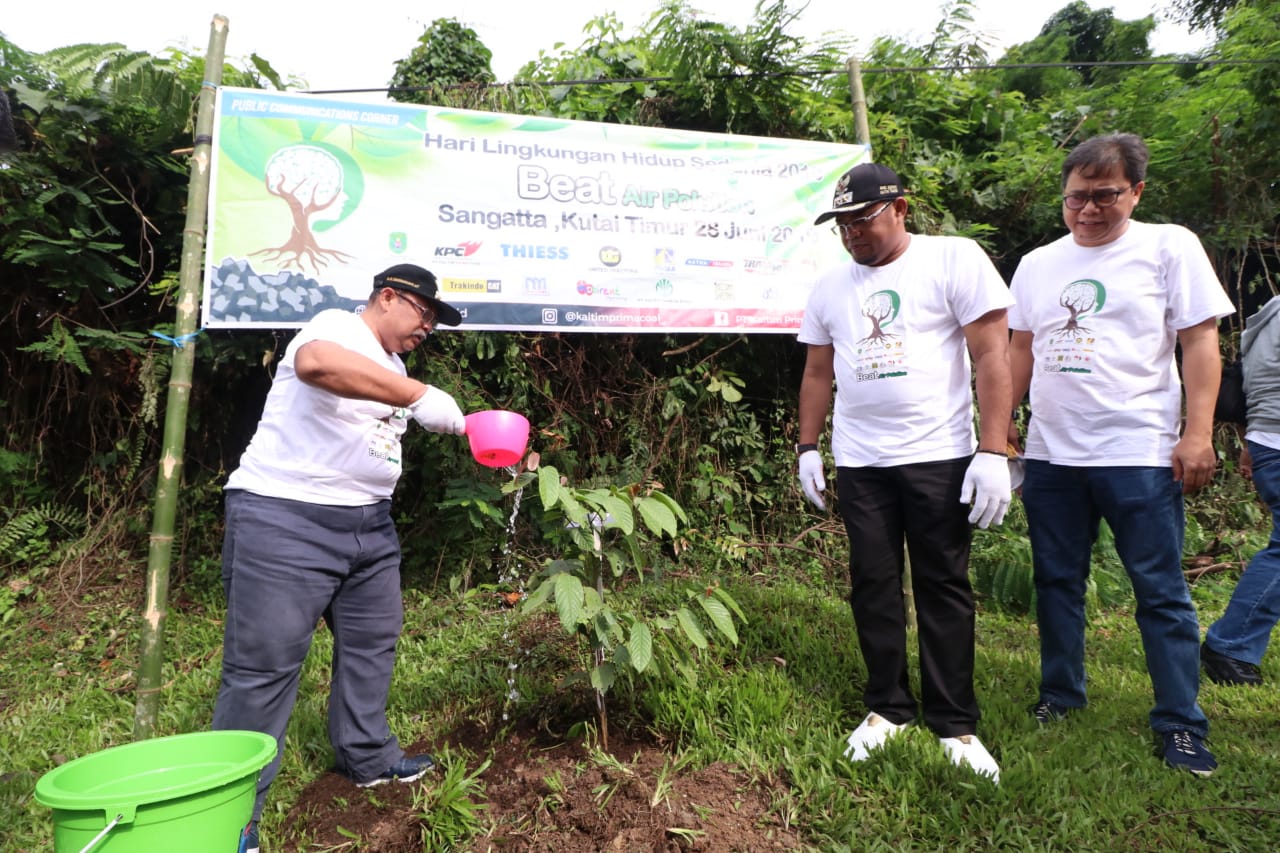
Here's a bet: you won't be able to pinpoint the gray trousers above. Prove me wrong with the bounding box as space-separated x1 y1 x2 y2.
212 490 405 819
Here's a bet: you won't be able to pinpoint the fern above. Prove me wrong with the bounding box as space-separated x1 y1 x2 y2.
0 503 86 559
18 318 89 373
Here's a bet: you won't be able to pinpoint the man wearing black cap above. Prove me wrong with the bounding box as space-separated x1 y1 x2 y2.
213 263 465 853
796 162 1013 782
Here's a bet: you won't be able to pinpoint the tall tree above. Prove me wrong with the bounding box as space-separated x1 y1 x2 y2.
388 18 496 107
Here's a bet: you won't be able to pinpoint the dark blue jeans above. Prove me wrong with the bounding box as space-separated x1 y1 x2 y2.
213 490 405 820
1022 461 1208 736
1206 441 1280 665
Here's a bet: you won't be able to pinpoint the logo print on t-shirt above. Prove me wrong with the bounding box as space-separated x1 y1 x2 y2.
854 289 907 380
1044 278 1105 374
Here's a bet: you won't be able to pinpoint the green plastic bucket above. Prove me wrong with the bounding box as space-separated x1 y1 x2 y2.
34 730 276 853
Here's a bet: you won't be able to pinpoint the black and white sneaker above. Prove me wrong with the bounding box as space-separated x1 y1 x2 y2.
355 753 437 788
1029 700 1071 724
1162 730 1216 776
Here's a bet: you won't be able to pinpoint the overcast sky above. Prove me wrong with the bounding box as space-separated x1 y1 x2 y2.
3 1 1210 98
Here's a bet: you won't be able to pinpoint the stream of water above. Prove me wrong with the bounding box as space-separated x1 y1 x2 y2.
497 470 527 722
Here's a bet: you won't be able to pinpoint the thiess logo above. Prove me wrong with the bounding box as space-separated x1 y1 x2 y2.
599 246 622 267
441 277 501 293
501 244 569 260
434 241 482 257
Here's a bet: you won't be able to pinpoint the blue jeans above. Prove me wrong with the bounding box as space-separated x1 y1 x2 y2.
1022 461 1208 737
1206 441 1280 665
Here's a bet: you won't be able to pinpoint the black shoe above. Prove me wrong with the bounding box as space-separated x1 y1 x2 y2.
355 753 437 788
1162 729 1217 776
1029 700 1071 724
1201 642 1262 686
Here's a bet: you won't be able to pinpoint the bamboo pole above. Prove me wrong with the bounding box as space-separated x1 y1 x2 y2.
134 15 228 739
845 57 871 147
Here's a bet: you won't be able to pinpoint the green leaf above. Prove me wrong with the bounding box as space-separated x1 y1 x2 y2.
590 661 616 692
538 465 562 511
710 586 748 623
582 585 604 618
558 491 590 527
675 607 708 650
637 496 678 539
553 572 585 632
626 622 653 673
695 592 738 646
520 576 554 612
592 493 635 535
646 490 689 524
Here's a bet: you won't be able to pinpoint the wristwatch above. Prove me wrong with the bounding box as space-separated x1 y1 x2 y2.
795 443 818 454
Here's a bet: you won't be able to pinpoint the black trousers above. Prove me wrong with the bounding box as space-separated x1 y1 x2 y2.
836 457 979 738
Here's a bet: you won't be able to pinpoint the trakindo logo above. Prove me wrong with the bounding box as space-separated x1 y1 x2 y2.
434 241 482 257
442 278 501 293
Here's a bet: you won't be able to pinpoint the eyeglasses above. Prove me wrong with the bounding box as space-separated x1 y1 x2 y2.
830 201 893 237
1062 185 1136 210
393 290 436 331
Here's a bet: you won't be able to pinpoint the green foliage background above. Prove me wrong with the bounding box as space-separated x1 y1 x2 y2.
1 0 1277 600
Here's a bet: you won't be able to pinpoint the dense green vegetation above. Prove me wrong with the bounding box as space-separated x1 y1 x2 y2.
1 0 1277 848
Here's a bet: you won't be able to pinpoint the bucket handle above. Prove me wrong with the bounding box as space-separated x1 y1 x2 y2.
78 813 124 853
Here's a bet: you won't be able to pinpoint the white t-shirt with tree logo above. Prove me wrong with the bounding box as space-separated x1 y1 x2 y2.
798 234 1012 467
227 309 410 505
1009 220 1233 466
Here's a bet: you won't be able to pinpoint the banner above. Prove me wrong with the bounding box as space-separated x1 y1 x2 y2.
203 87 868 333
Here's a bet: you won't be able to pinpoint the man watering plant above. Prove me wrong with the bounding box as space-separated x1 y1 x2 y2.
796 162 1013 783
212 263 466 853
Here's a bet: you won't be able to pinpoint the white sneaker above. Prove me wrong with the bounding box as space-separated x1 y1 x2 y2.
940 734 1000 783
843 712 909 762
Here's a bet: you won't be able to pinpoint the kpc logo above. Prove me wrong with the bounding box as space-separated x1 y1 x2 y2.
434 241 483 258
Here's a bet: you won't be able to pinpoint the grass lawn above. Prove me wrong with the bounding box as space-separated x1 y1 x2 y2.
2 564 1277 851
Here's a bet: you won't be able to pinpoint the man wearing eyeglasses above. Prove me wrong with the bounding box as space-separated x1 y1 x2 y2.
214 263 467 853
796 162 1013 783
1007 133 1233 777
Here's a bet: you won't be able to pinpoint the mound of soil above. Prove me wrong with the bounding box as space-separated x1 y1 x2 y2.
278 716 802 851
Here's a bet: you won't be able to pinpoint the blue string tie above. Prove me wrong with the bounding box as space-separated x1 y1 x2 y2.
152 330 203 349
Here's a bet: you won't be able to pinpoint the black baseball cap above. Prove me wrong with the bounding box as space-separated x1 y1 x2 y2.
372 263 462 326
813 163 907 225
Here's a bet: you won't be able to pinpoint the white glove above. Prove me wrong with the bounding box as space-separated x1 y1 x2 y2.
798 449 827 510
408 386 465 435
960 451 1012 528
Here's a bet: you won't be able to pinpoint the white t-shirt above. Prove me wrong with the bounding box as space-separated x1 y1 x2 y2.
798 234 1013 467
226 309 410 505
1008 220 1233 466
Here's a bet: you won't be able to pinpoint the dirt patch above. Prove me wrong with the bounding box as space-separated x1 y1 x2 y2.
278 716 802 852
